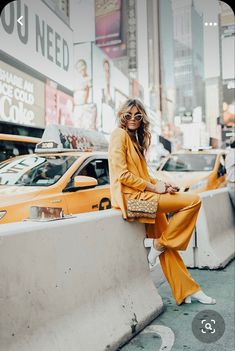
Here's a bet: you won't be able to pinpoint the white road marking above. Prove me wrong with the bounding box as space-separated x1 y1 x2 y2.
142 325 175 350
17 16 23 26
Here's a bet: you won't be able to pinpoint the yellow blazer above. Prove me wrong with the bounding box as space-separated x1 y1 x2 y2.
108 127 160 224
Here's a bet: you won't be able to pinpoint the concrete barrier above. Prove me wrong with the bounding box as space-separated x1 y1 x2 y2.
0 209 163 351
179 188 235 269
195 188 235 269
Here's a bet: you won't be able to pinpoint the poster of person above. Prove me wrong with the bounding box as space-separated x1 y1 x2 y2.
102 59 115 108
74 60 91 105
73 103 97 130
92 44 129 134
101 58 116 134
72 43 96 129
92 45 115 132
73 43 92 106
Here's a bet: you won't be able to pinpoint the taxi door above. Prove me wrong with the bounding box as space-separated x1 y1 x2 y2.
62 157 111 215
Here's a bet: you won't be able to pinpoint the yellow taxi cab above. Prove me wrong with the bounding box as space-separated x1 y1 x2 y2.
0 125 111 224
154 147 228 193
0 134 40 162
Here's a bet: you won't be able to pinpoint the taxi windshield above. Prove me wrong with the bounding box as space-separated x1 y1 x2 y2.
0 155 77 186
162 154 217 172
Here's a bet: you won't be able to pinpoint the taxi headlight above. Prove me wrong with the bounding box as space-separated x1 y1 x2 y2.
190 179 208 190
0 211 7 220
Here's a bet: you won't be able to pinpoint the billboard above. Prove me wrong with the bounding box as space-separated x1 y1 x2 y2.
92 44 129 134
95 0 127 59
73 43 92 106
69 43 130 132
72 104 97 130
93 45 115 133
45 80 74 127
72 43 97 130
0 60 45 127
0 0 74 90
95 0 122 47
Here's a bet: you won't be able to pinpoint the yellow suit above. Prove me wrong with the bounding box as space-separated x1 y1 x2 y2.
108 127 160 223
108 127 202 305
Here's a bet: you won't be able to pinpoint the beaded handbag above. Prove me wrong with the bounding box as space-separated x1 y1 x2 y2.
127 198 158 219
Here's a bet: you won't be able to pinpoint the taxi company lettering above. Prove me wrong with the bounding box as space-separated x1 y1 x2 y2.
1 1 69 71
0 68 35 125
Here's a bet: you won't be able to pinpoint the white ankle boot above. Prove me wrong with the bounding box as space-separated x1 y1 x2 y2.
144 238 165 267
184 289 216 304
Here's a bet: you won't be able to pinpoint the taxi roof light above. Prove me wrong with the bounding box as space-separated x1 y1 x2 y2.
35 125 108 153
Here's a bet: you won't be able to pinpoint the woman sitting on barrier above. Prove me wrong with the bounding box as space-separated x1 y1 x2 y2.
108 98 216 306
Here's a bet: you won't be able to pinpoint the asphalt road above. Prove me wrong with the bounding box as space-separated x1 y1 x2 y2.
120 258 235 351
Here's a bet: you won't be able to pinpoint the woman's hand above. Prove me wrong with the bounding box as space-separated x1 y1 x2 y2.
165 182 180 194
145 180 180 194
154 180 167 194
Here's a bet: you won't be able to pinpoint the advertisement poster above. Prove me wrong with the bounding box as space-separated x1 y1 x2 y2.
0 0 74 90
95 0 122 47
73 103 97 130
72 43 96 129
45 80 57 125
92 44 115 133
92 44 129 134
0 0 73 90
45 80 74 127
0 60 45 127
57 90 74 126
73 43 92 105
95 0 127 59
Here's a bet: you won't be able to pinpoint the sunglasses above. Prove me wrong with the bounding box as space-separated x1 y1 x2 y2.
123 113 143 122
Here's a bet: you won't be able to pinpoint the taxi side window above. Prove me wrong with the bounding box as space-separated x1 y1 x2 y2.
67 158 109 188
93 159 109 186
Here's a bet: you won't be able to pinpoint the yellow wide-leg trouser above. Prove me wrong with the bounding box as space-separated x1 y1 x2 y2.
145 192 202 305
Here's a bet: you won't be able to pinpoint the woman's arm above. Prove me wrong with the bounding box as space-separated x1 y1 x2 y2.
109 129 177 194
108 129 148 191
145 180 167 193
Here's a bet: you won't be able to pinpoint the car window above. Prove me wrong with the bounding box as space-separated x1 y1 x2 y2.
0 140 36 162
0 155 77 186
162 154 217 172
66 158 109 188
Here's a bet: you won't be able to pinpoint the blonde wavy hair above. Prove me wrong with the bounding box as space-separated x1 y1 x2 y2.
117 98 151 157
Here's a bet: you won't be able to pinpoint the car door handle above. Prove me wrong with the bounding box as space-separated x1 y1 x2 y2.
51 199 62 203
